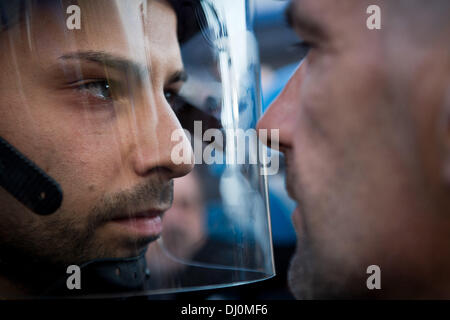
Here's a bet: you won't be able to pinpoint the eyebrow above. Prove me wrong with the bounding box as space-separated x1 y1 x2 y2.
59 50 187 85
284 2 326 39
59 51 147 78
166 70 188 86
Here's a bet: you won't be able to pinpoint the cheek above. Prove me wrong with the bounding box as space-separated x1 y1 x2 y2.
292 69 341 201
293 47 390 181
291 52 393 250
291 120 337 209
44 125 125 215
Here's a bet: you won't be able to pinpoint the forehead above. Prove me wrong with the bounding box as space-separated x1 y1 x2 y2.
291 0 360 16
289 0 369 32
2 0 180 67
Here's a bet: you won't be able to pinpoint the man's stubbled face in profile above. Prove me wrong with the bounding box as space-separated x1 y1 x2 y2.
0 0 193 294
258 0 450 298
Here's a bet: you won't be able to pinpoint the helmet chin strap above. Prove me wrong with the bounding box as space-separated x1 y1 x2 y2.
0 138 153 296
0 247 152 298
0 136 63 215
42 249 151 297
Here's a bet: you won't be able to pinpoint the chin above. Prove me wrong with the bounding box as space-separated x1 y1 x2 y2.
115 238 158 258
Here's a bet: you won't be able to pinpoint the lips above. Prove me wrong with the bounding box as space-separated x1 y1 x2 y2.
112 210 163 221
110 210 165 238
292 207 301 232
283 152 296 200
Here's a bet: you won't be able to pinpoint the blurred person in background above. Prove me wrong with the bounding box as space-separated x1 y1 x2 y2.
146 169 207 276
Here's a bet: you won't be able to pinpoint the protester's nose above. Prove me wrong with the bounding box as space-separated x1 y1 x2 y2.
257 64 303 152
131 95 194 180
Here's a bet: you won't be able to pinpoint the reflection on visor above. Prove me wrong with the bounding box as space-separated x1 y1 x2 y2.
0 0 274 298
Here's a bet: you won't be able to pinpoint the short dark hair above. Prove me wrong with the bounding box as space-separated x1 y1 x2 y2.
0 0 203 44
0 0 23 31
168 0 203 43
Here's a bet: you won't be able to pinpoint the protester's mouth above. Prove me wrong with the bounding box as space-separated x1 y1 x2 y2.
284 159 296 200
109 210 164 238
292 207 302 233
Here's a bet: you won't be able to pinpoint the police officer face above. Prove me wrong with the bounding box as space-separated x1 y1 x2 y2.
0 0 193 282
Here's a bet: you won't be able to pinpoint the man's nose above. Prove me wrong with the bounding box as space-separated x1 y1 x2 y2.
131 95 194 180
257 64 303 151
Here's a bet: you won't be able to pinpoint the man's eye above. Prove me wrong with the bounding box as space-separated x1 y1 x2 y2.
164 90 185 113
292 41 313 60
76 80 112 100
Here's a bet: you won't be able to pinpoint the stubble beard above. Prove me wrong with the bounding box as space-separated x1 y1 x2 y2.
0 179 173 293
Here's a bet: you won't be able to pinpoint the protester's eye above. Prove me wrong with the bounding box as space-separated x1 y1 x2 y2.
164 89 185 113
292 40 313 61
75 79 113 101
